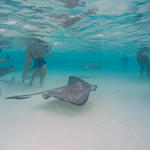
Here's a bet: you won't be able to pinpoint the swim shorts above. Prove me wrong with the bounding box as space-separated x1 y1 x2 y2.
33 57 46 68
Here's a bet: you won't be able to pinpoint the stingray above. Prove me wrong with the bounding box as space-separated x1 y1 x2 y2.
0 66 15 77
5 76 97 105
81 63 101 70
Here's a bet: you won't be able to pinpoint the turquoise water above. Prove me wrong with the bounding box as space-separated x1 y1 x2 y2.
0 0 150 75
0 1 150 150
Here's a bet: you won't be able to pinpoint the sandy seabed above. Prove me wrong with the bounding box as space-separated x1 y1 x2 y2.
0 71 150 150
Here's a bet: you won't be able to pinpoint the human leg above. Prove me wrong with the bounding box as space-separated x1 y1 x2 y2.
29 68 39 86
22 53 32 83
140 64 144 78
146 63 150 78
39 65 46 87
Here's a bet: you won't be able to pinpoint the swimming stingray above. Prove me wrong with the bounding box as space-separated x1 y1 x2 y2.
5 76 97 105
0 66 15 77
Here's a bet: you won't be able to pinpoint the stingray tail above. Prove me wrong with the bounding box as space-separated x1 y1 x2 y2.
5 95 31 99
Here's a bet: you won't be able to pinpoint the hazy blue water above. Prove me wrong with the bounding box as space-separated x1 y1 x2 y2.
0 2 150 150
0 0 150 75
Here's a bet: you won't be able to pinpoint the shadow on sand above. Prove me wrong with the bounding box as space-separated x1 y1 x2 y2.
36 98 93 116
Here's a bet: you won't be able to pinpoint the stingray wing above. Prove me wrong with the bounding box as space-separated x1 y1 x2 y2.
43 83 91 105
0 67 15 77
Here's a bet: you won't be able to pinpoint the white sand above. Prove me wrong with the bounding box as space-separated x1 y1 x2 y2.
0 71 150 150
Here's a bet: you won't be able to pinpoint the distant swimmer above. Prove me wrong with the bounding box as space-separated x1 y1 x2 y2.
0 48 10 63
121 55 129 70
22 39 51 87
136 47 150 78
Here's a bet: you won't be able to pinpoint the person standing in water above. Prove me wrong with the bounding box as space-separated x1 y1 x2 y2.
0 48 10 63
136 47 150 78
22 39 51 86
121 55 129 71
